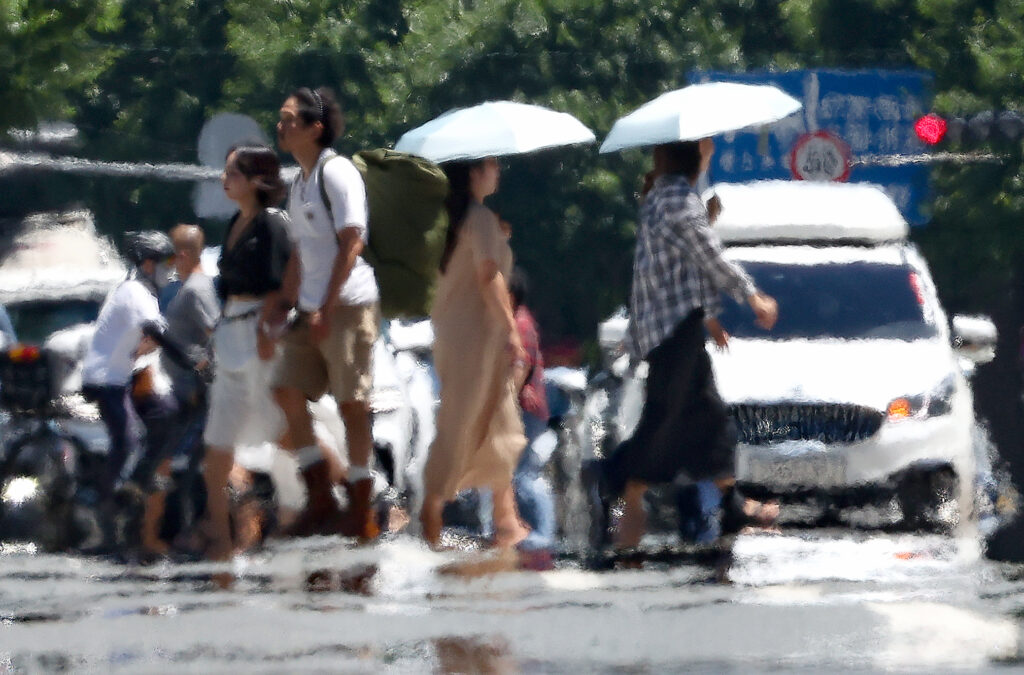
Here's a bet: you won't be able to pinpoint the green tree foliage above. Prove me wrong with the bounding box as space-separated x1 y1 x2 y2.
223 0 408 151
74 0 234 162
65 0 236 237
5 0 1024 355
0 0 121 131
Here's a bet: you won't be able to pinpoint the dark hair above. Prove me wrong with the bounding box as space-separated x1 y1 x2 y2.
124 230 174 266
289 87 344 148
227 144 286 207
654 141 702 179
438 159 486 273
508 267 529 308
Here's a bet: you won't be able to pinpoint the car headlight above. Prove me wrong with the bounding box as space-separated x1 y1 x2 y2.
886 374 956 421
1 476 40 506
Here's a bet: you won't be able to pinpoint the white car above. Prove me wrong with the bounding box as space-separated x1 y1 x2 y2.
593 180 998 531
0 212 125 453
0 211 125 348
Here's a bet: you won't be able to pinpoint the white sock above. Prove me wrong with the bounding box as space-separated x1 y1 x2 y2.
348 465 372 483
295 445 323 469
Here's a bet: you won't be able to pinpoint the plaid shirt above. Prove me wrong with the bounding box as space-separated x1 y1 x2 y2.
627 174 757 359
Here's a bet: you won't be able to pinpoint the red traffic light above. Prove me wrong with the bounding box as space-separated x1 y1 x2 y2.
914 114 948 145
8 345 40 363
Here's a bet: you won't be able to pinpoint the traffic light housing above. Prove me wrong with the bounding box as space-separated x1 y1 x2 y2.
918 111 1024 146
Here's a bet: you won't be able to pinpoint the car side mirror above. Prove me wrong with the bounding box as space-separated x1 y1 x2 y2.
952 314 997 369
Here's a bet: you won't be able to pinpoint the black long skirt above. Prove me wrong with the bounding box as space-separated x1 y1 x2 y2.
604 309 736 497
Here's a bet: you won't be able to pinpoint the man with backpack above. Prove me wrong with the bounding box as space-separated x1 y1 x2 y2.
273 86 381 540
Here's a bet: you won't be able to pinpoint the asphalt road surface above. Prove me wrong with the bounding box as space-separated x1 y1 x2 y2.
2 524 1023 673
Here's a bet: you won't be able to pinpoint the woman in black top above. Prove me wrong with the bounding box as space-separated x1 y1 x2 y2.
202 144 293 561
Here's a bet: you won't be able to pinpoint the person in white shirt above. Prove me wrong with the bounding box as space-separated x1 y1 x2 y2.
272 86 381 541
81 230 175 544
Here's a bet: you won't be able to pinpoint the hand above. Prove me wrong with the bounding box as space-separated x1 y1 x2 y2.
706 194 723 224
135 335 158 357
705 317 730 351
712 328 730 351
257 328 276 361
507 333 528 370
641 170 657 198
748 292 779 330
512 353 531 391
264 302 291 328
309 308 330 344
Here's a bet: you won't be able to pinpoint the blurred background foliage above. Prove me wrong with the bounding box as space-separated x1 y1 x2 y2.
2 0 1024 370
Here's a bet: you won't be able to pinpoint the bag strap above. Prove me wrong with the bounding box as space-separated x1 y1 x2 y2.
315 150 341 219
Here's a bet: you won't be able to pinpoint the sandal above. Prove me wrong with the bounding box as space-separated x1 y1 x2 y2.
720 487 779 536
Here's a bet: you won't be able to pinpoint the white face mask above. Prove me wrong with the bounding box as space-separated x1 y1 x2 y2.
150 261 175 290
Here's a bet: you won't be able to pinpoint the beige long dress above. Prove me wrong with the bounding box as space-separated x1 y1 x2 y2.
425 203 526 500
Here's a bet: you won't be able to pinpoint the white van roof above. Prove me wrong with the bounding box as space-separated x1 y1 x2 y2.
708 180 909 243
0 211 127 304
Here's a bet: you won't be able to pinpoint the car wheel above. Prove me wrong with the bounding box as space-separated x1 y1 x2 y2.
897 466 959 533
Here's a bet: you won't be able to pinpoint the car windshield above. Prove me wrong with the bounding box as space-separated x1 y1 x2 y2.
6 299 101 345
718 260 939 341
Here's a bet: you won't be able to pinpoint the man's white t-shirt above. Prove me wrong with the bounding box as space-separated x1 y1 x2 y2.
287 149 379 311
81 279 162 387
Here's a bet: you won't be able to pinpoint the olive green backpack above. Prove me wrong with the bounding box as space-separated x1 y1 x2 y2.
318 149 448 318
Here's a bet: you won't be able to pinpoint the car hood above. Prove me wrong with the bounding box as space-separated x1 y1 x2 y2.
711 338 958 411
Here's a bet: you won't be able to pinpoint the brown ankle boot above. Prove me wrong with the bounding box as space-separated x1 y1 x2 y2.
285 460 347 537
340 478 380 541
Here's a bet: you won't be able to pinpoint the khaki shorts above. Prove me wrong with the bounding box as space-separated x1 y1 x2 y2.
271 302 379 403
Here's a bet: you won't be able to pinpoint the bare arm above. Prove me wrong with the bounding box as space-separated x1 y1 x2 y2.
476 259 525 365
704 316 730 350
323 228 362 314
309 228 362 343
477 259 516 333
258 250 301 360
280 251 300 314
257 286 291 360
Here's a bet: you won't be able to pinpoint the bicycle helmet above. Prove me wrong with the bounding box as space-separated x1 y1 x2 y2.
124 230 174 266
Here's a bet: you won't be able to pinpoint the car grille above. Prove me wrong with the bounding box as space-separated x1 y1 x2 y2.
730 403 883 445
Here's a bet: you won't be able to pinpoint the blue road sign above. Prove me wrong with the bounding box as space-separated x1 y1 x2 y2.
690 70 933 225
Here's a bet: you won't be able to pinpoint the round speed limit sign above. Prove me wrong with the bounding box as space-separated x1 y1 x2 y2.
789 131 851 182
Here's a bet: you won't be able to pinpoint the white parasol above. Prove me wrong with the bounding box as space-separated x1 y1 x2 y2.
395 101 595 163
599 82 802 153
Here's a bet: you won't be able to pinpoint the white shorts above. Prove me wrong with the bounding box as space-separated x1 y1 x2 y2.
204 300 283 450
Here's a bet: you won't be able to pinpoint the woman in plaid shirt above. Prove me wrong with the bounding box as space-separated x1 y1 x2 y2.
590 139 779 551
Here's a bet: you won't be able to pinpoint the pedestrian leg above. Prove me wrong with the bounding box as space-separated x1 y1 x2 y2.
140 458 172 556
615 480 648 549
513 414 557 551
84 385 137 500
420 493 444 549
491 483 529 550
274 385 346 537
339 400 379 541
202 447 234 560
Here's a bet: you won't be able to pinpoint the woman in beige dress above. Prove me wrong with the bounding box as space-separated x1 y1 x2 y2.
420 157 530 549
